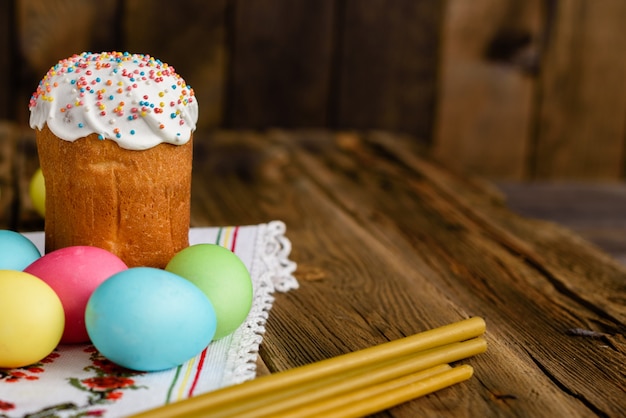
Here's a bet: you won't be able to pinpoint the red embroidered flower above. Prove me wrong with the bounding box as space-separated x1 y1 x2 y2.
1 366 45 383
40 352 60 363
81 376 135 391
106 391 123 400
0 400 15 411
85 409 106 416
92 358 130 374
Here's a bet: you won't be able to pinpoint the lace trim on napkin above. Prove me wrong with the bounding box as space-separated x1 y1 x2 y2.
222 221 299 385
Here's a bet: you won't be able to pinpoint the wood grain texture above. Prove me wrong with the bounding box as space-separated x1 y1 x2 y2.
336 0 441 141
227 0 334 128
0 1 12 120
532 0 626 179
291 131 625 416
188 130 625 416
497 181 626 265
433 0 542 179
123 0 228 131
0 122 17 229
17 0 104 73
15 0 119 124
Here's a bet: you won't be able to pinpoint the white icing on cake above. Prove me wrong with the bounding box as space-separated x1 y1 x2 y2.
29 52 198 150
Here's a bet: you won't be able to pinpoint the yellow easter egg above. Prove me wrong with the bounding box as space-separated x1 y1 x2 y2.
0 270 64 368
29 168 45 217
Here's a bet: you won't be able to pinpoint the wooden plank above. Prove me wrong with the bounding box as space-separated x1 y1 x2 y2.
227 0 334 128
497 181 626 265
285 131 625 416
367 132 625 324
14 126 44 231
0 122 44 231
190 130 625 416
15 0 118 125
336 0 442 140
122 0 227 131
17 0 118 74
0 1 12 119
432 0 542 179
0 122 17 229
533 0 626 179
191 131 478 380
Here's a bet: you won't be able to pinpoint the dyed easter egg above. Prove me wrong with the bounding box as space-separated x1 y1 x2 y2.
0 230 41 271
166 244 253 340
25 246 128 343
0 270 64 368
85 267 217 371
29 167 45 217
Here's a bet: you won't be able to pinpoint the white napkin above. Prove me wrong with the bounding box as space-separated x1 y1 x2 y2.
0 221 298 417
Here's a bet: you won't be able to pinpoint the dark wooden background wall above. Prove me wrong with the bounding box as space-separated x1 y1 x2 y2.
1 0 625 181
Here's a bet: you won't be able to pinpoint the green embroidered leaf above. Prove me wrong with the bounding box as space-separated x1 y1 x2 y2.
67 378 88 392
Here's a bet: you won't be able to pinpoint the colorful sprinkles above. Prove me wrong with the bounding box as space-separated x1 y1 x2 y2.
29 52 197 148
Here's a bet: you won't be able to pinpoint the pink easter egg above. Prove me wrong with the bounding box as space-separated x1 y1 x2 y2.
25 246 128 343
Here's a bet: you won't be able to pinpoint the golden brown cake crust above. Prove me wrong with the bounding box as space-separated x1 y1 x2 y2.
36 125 192 268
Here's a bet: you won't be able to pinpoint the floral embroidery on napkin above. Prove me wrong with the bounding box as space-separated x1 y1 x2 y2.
1 351 59 383
68 346 146 406
0 400 15 414
1 347 145 417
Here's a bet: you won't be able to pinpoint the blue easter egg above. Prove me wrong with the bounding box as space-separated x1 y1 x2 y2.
0 230 41 270
85 267 217 371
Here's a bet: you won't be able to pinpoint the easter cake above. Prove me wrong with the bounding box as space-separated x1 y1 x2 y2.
29 51 198 268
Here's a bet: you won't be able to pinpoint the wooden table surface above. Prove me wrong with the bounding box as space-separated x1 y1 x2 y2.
2 125 625 417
